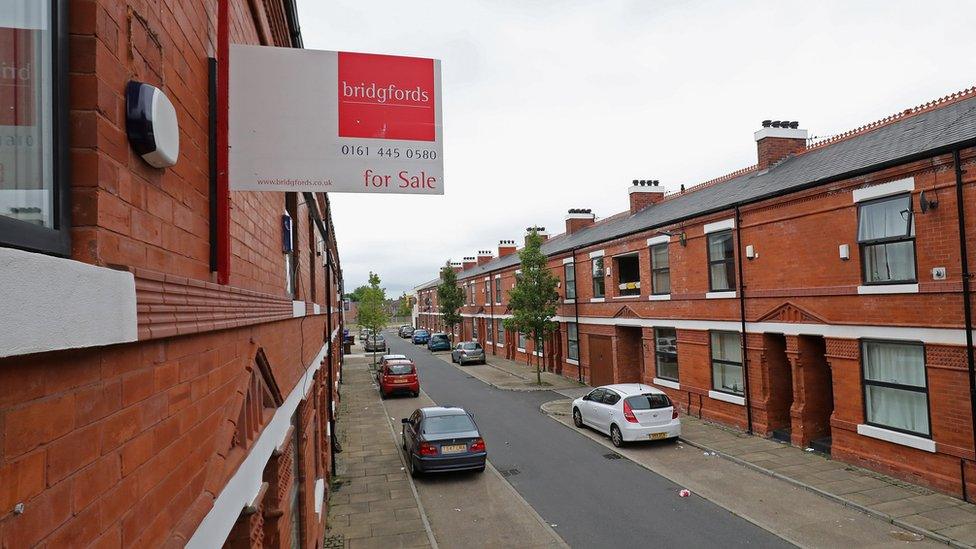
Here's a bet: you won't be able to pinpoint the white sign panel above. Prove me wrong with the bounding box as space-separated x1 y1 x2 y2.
229 46 443 194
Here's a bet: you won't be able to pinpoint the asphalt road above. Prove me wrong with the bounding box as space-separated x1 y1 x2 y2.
384 333 793 549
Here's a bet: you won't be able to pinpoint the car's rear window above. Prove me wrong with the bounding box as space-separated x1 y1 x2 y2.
415 331 428 336
423 414 475 434
626 394 672 410
431 335 449 342
462 342 481 350
388 363 414 375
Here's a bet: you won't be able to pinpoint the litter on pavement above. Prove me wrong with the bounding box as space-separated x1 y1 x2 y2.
678 489 691 497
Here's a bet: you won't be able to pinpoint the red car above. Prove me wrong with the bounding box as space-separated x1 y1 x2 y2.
378 360 420 398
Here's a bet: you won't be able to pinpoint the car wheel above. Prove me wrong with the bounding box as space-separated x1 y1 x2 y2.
610 425 624 448
401 434 407 451
573 408 584 428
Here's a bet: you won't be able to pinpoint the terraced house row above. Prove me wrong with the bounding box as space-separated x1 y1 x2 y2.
415 87 976 499
1 1 344 547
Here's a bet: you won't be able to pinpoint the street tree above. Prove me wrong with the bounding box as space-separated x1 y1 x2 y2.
437 261 464 340
504 229 560 384
396 292 413 320
357 272 389 364
345 284 369 302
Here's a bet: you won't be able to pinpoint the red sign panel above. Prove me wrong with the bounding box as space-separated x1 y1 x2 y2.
337 52 435 141
0 27 36 127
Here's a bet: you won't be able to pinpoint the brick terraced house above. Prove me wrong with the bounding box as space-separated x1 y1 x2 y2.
0 1 345 547
416 88 976 498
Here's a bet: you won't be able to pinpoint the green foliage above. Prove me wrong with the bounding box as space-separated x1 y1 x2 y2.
503 230 560 383
357 272 390 339
396 292 413 318
345 285 369 302
437 262 465 338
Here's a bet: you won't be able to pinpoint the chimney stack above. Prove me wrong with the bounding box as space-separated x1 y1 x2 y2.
449 260 463 274
565 208 595 235
476 249 493 266
755 120 807 170
629 180 666 214
498 240 517 257
462 256 477 271
524 226 548 247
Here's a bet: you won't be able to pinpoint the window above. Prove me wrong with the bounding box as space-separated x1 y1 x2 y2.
711 331 743 395
0 1 70 255
564 263 576 300
567 323 579 361
284 194 299 298
486 319 493 342
518 332 527 350
497 322 505 345
472 321 478 340
651 243 670 295
654 327 678 381
602 390 620 405
485 280 490 304
862 340 929 436
592 257 605 298
614 254 640 296
858 194 916 284
585 388 606 402
495 277 502 304
707 230 735 292
626 394 672 410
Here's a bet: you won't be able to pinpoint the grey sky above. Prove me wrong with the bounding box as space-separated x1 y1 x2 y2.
297 0 976 296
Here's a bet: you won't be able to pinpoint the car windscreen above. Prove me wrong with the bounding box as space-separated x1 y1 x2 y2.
423 414 475 434
387 363 414 375
625 394 672 410
431 335 449 342
415 331 428 336
461 342 480 350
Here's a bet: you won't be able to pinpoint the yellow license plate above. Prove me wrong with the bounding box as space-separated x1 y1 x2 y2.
649 432 668 440
441 444 467 454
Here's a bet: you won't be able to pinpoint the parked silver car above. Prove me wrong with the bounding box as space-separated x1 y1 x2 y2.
364 334 387 352
451 341 485 365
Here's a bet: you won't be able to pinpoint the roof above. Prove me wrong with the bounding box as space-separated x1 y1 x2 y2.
414 277 441 291
596 383 665 396
453 91 976 281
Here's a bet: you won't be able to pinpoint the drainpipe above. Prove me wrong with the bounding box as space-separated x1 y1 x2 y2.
734 206 754 434
954 149 976 493
215 0 230 284
573 248 583 383
324 231 337 470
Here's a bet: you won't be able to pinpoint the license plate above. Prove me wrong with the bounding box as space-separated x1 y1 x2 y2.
649 432 668 440
441 444 467 454
394 379 407 383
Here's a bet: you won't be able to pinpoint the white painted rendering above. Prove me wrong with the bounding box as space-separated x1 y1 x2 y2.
857 284 919 295
753 126 808 141
565 213 595 220
313 304 321 314
706 291 737 299
562 257 575 264
590 298 605 303
186 341 329 549
709 390 746 406
0 247 138 358
293 300 307 317
852 177 915 203
703 218 735 234
646 235 670 246
856 424 935 453
314 478 325 516
588 249 605 258
648 294 671 301
566 358 580 366
628 185 665 195
653 378 680 390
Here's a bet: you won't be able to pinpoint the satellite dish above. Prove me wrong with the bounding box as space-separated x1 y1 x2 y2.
919 190 937 213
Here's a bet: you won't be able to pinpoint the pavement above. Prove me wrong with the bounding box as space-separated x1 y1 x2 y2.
543 397 974 548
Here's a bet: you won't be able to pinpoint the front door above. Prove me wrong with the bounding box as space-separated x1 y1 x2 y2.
588 335 613 387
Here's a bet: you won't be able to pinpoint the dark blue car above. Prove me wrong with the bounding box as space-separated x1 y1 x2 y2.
427 333 451 352
401 406 486 477
412 329 430 344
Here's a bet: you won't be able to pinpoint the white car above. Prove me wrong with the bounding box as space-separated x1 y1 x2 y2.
571 384 680 447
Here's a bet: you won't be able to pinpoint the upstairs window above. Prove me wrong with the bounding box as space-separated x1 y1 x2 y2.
592 257 605 298
614 253 640 296
858 194 916 284
0 1 70 255
564 263 576 300
484 280 490 304
650 243 670 295
707 230 735 292
495 277 502 304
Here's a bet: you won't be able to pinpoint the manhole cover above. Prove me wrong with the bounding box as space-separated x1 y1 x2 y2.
499 468 521 477
603 453 622 460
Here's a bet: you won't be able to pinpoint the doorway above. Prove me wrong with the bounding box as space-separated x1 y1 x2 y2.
763 333 792 441
793 335 833 452
614 326 643 383
588 335 613 386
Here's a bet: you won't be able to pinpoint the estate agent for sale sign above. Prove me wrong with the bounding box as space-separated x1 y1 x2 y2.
229 46 443 194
